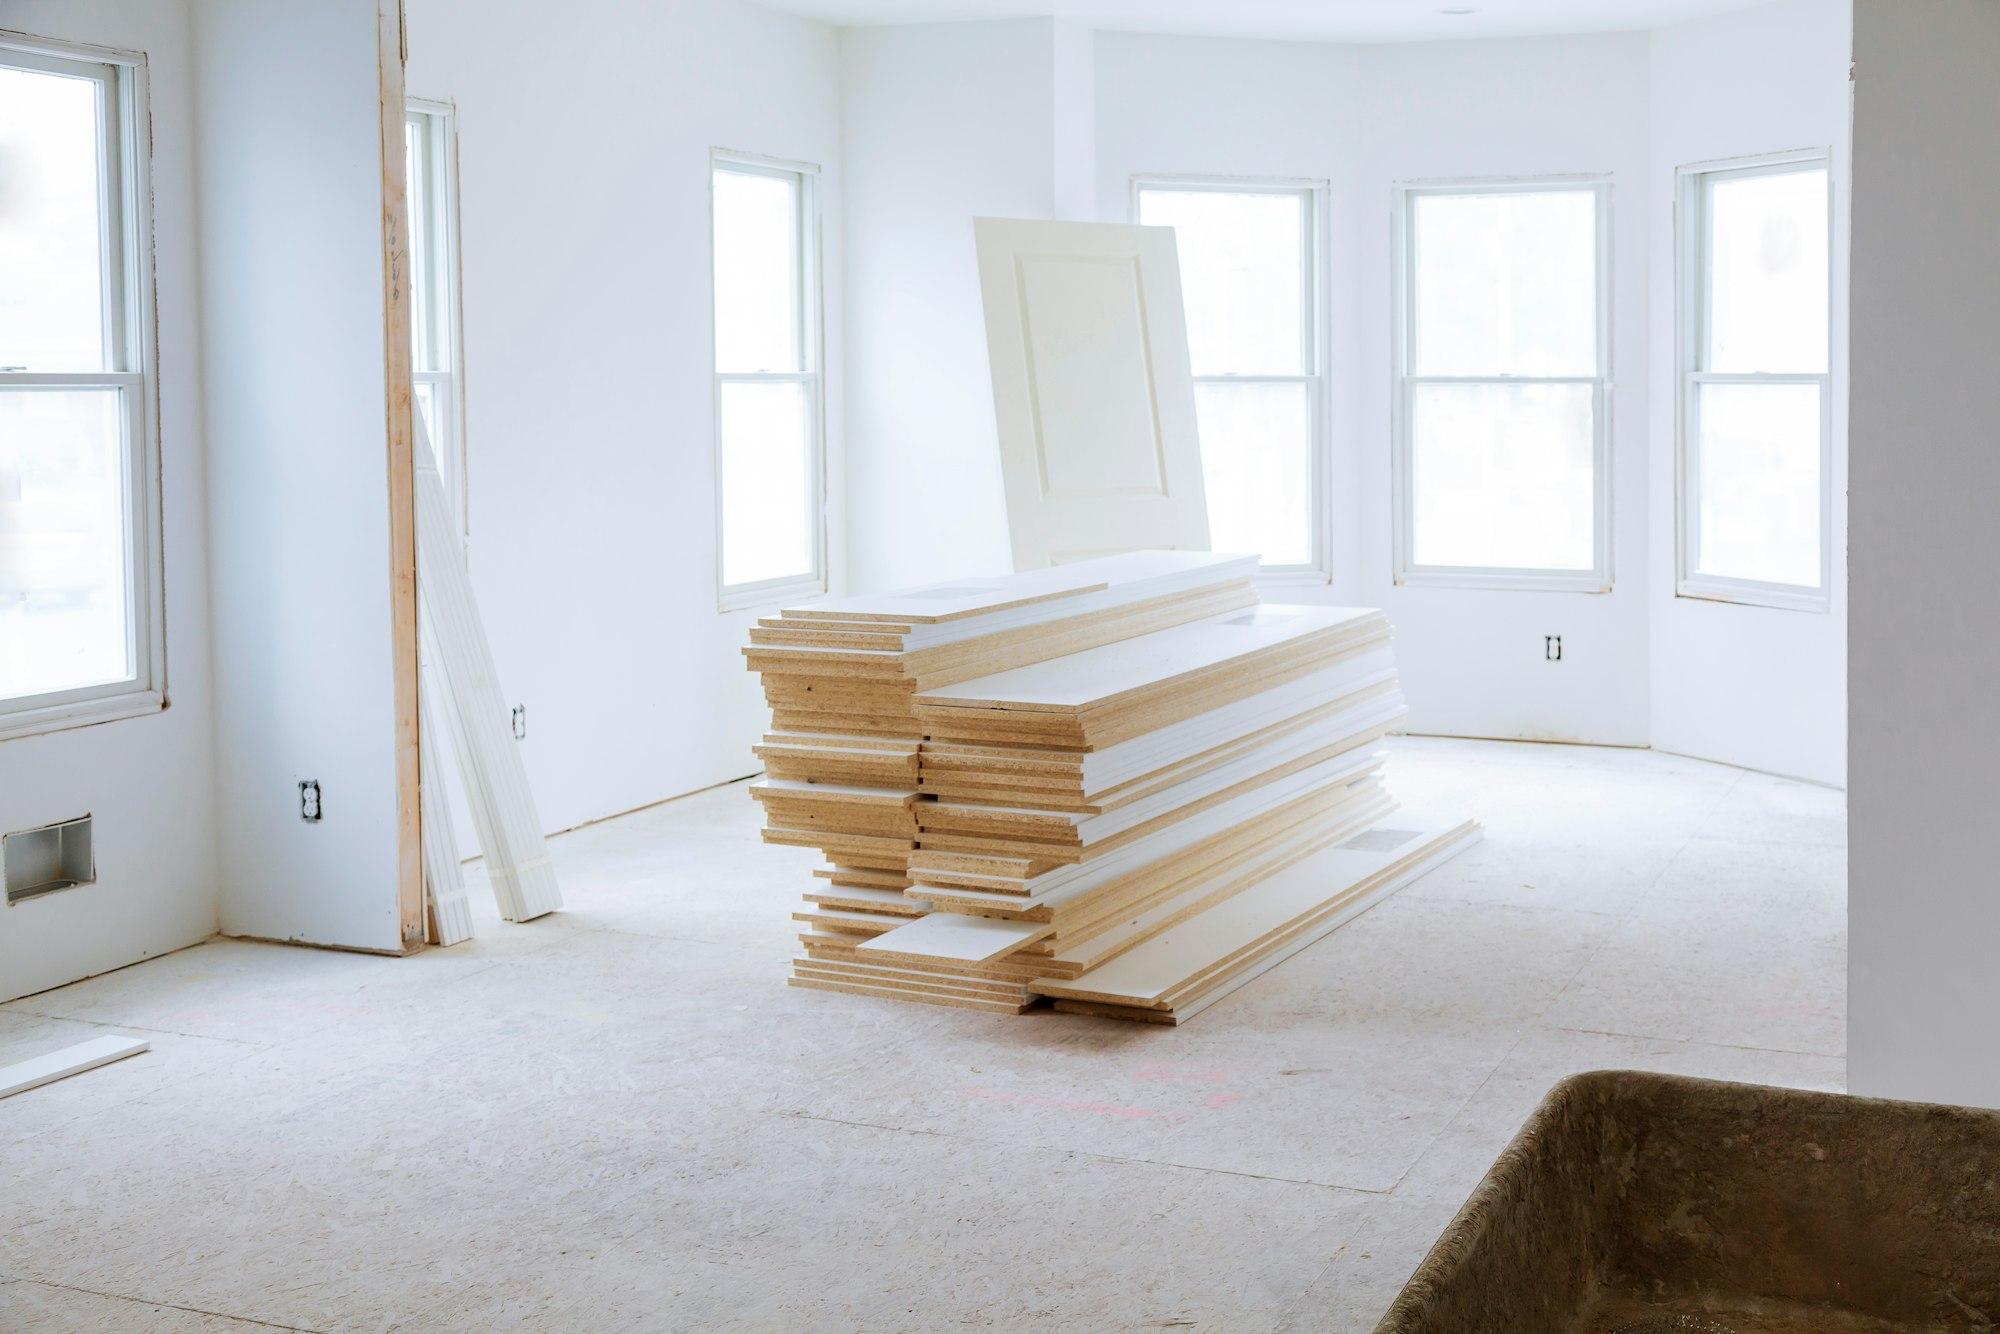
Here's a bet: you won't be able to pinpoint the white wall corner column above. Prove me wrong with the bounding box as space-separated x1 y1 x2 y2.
194 0 417 953
1847 0 2000 1110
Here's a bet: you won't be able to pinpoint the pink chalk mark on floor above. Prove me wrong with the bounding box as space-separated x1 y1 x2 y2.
960 1085 1163 1120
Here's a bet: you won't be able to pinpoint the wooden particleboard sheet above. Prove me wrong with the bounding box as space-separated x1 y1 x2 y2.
1033 817 1480 1012
857 911 1054 965
913 604 1385 715
1052 828 1482 1025
788 975 1031 1014
779 550 1249 626
908 752 1389 903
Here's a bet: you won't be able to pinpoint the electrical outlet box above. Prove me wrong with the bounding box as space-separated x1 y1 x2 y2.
299 780 322 822
1545 635 1563 662
4 815 95 905
511 704 527 741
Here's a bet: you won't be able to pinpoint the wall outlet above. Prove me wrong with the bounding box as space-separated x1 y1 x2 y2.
299 780 322 822
1545 635 1563 662
511 704 527 741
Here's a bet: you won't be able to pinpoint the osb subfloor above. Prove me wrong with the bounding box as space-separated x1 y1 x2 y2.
0 738 1847 1332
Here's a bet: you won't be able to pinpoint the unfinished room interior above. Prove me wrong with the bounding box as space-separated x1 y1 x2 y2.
3 0 1998 1328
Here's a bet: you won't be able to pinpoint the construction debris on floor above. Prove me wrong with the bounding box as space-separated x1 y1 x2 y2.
741 550 1478 1023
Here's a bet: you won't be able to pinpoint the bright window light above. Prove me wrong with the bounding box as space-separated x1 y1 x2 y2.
1396 183 1608 585
712 156 822 604
0 43 162 735
1679 158 1830 607
0 390 130 698
1410 381 1596 571
405 101 467 533
1705 168 1829 375
1137 181 1321 573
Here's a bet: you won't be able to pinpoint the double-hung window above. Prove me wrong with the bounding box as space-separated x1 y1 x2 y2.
1394 180 1611 589
404 98 467 537
1135 178 1325 577
1676 153 1830 610
0 38 162 740
711 152 823 609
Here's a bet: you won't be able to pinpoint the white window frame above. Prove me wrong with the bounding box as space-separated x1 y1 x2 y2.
0 33 165 742
1130 173 1332 585
710 149 826 613
405 96 470 542
1391 176 1614 593
1675 149 1833 613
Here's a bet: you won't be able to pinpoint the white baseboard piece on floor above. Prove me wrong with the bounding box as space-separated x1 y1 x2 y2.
419 652 474 947
0 1035 151 1100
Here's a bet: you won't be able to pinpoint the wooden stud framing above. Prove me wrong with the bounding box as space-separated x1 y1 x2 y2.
377 0 424 951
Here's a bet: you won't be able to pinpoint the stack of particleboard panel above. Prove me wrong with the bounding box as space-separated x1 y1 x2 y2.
824 603 1460 1015
740 552 1261 997
1032 814 1481 1023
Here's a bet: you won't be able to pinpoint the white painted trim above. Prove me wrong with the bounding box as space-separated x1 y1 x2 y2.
1390 176 1614 592
1130 174 1333 582
710 149 827 611
0 42 167 741
1673 151 1834 612
0 687 166 744
414 416 561 923
0 1035 149 1100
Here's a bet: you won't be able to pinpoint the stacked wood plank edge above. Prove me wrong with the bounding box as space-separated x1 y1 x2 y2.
742 551 1478 1025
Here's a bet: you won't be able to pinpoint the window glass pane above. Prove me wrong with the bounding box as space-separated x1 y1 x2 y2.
1412 190 1597 376
1694 382 1821 587
713 168 800 374
1705 166 1828 373
1410 381 1595 571
404 115 438 374
719 380 813 586
1193 380 1312 567
1139 188 1305 375
0 63 111 372
0 389 132 700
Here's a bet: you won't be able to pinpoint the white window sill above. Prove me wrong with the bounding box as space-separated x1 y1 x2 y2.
1676 577 1829 613
1256 566 1334 590
0 687 166 744
1395 567 1612 594
718 576 827 615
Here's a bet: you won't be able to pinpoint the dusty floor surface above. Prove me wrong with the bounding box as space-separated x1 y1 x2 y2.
0 738 1846 1332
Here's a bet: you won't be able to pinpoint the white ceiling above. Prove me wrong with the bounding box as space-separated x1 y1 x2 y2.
758 0 1767 43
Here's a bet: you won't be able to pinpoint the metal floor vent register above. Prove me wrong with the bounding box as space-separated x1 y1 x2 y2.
4 815 95 905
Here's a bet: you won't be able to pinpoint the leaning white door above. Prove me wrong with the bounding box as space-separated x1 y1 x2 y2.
974 218 1209 569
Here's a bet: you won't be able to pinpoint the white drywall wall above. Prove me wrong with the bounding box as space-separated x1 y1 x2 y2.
1051 21 1097 221
1094 31 1656 746
1094 33 1364 583
403 0 844 841
1847 0 2000 1109
841 18 1059 592
0 0 220 1001
194 0 408 952
1646 0 1850 787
